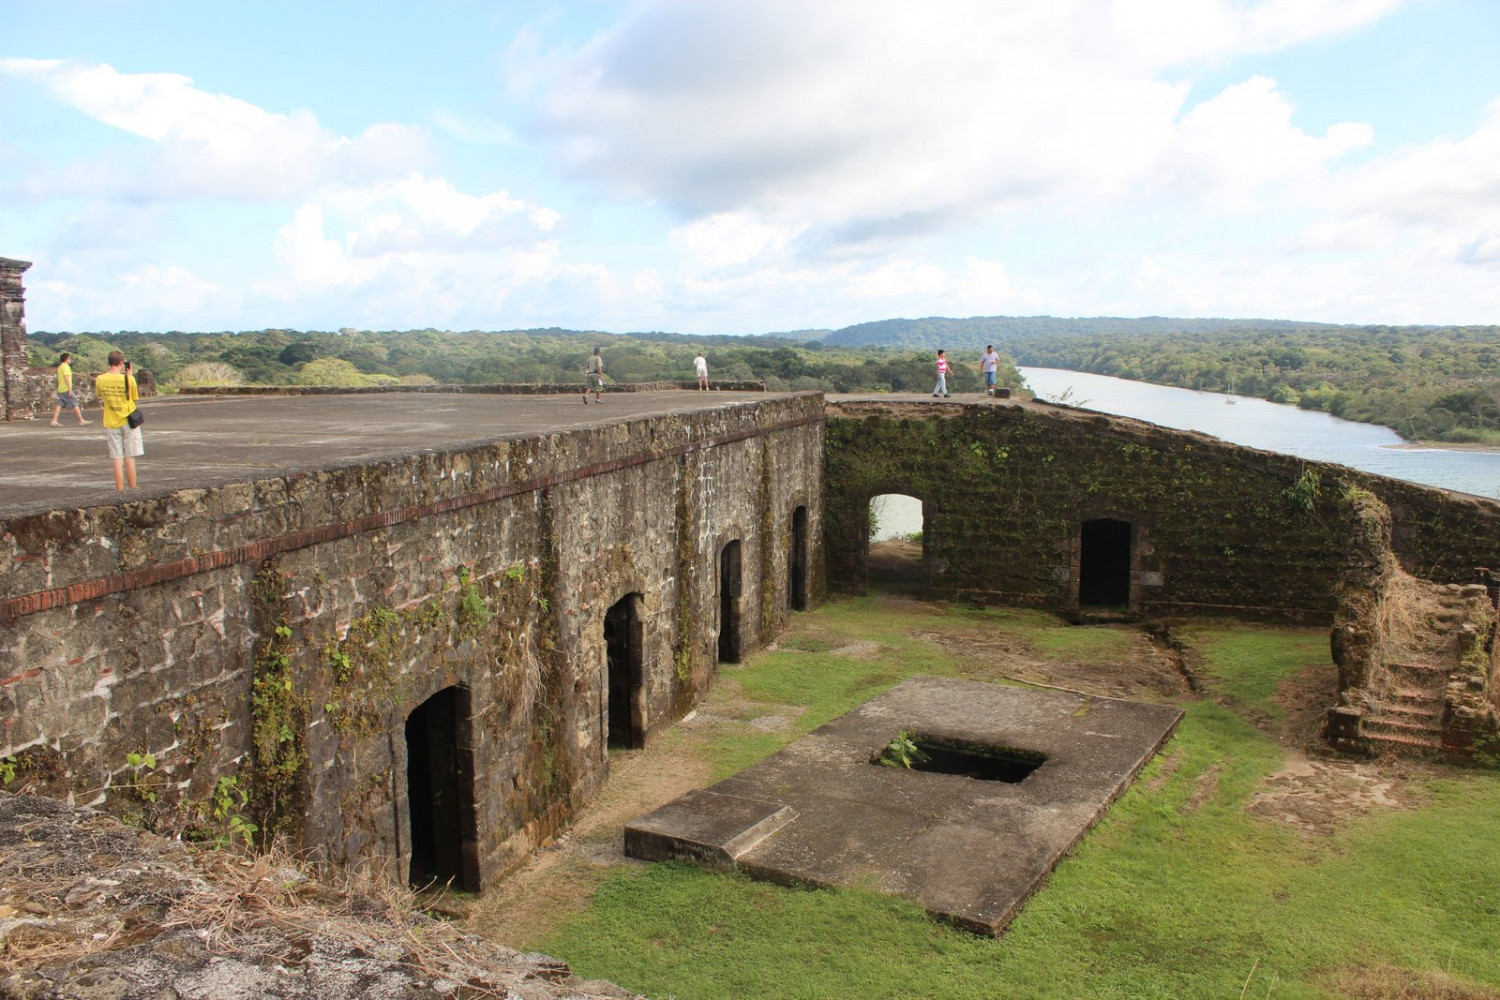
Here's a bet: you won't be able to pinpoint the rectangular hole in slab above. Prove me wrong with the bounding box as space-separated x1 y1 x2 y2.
875 734 1048 783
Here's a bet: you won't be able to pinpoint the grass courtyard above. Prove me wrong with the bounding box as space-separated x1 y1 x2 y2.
469 596 1500 1000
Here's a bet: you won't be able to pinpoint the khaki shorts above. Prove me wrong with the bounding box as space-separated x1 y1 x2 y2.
104 424 144 460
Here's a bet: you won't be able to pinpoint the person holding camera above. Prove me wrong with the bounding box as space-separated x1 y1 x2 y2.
94 351 142 490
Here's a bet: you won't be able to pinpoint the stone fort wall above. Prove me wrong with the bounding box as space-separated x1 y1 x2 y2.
825 400 1500 620
1 258 35 421
0 394 823 887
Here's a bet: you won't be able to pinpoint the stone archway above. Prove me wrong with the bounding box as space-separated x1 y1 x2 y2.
1079 518 1132 608
405 685 479 891
868 493 925 595
790 505 809 612
605 592 645 749
719 539 743 663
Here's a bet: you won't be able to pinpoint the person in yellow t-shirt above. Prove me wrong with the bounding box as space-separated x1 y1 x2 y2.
94 351 142 490
49 352 91 427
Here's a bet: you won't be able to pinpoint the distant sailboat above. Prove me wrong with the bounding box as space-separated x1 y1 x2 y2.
1226 373 1237 404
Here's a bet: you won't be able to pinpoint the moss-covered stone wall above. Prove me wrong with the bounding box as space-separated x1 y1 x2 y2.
826 400 1500 621
0 393 823 886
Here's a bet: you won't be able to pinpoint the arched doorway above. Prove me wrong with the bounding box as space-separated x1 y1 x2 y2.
719 539 743 663
605 593 644 749
405 686 479 891
868 493 924 595
789 505 809 612
1079 518 1132 608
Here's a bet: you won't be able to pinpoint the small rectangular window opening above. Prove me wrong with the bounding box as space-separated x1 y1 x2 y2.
874 733 1047 783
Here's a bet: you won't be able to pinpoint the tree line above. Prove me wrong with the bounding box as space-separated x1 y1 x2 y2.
25 328 1022 398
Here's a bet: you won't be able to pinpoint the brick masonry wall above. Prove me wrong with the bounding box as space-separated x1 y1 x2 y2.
0 394 823 886
826 400 1500 620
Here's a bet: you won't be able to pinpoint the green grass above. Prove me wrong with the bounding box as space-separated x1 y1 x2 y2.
535 598 1500 1000
1030 625 1135 661
1186 624 1330 719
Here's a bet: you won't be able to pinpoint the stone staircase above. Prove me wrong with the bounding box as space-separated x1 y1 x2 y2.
1363 661 1447 754
1360 584 1492 757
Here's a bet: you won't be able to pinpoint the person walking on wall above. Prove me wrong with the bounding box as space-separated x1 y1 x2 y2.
981 344 1000 397
50 352 91 426
95 351 141 490
584 347 605 404
932 349 951 398
694 351 709 390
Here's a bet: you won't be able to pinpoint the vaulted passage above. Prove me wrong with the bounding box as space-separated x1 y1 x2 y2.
719 539 743 663
1079 518 1132 607
789 505 809 612
405 686 479 891
868 493 925 595
605 593 644 749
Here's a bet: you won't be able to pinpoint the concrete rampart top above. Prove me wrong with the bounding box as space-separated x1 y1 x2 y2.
0 389 806 517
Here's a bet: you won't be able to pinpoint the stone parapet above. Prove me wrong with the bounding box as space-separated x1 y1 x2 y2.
181 379 768 396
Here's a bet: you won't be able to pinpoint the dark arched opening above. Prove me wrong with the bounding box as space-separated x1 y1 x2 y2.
789 505 809 612
605 593 644 749
405 685 479 891
1079 519 1132 608
719 539 743 663
868 493 924 595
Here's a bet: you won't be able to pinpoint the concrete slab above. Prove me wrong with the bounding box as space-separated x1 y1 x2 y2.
624 676 1183 936
623 789 798 871
0 389 786 516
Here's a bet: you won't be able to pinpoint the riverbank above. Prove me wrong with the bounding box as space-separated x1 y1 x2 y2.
1385 440 1500 453
1018 367 1500 497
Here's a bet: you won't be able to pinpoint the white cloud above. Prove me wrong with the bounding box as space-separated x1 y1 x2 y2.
669 212 797 273
1 57 572 326
34 262 220 328
1291 95 1500 272
514 0 1406 257
1109 0 1410 69
13 0 1495 334
254 195 566 327
0 58 430 200
1159 76 1373 207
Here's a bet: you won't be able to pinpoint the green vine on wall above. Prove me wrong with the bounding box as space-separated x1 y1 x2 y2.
673 456 696 684
759 446 776 633
249 596 308 843
1283 467 1323 512
321 593 447 738
457 565 493 641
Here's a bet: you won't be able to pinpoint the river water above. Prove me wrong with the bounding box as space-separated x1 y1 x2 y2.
870 368 1500 541
1021 367 1500 501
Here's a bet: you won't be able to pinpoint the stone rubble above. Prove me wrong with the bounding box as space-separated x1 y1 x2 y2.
0 793 639 1000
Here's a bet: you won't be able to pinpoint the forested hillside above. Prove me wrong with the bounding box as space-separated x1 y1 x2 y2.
823 315 1329 349
824 316 1500 444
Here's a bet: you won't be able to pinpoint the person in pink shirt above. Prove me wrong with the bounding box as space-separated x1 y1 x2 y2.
932 349 951 397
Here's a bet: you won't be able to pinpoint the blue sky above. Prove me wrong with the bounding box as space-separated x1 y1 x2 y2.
3 0 1499 334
